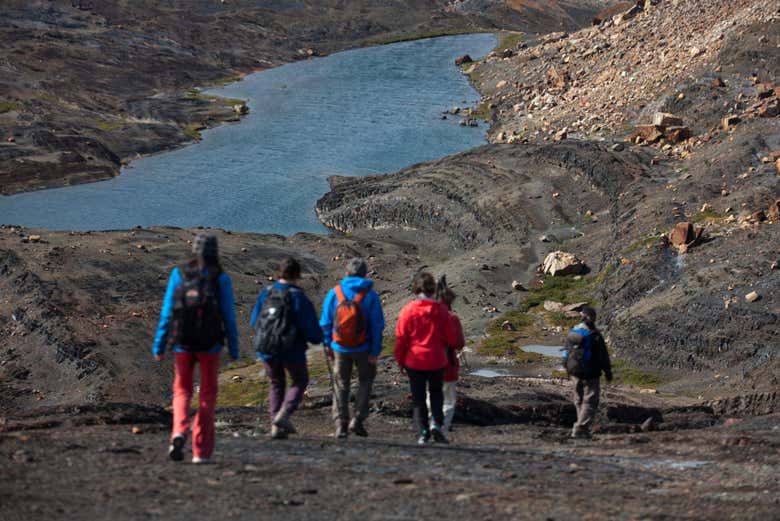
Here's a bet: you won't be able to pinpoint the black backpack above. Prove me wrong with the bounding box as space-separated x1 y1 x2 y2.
253 286 300 357
170 267 225 351
564 327 594 377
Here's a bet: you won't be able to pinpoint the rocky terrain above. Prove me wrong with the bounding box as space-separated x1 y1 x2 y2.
2 1 780 519
0 0 609 195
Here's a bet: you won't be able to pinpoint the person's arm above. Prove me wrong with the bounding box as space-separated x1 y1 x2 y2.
249 288 267 328
449 313 465 351
394 307 409 368
318 289 336 348
298 293 324 345
368 291 386 358
598 333 613 382
219 274 239 360
152 268 181 357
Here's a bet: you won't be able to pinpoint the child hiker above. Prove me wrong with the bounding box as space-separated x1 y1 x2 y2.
251 257 323 439
395 272 459 445
152 233 239 463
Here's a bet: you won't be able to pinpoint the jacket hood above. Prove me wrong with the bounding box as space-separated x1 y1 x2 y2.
340 276 374 292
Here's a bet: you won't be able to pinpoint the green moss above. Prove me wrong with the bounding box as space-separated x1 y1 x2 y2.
625 234 664 254
477 332 543 363
216 379 269 407
96 120 125 132
184 89 246 108
486 308 532 335
212 75 243 86
0 101 19 113
611 359 666 388
690 209 727 224
496 31 523 52
368 27 488 46
183 122 205 140
381 335 395 356
545 311 579 329
470 100 492 121
520 275 593 312
224 357 258 371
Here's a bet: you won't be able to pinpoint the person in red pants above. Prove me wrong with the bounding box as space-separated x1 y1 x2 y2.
152 234 239 463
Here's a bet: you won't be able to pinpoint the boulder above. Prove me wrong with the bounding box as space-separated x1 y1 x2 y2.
546 67 569 90
562 302 588 313
455 55 472 66
722 115 740 131
664 126 692 144
669 222 704 253
756 83 775 99
543 300 564 312
653 112 683 127
542 251 587 276
758 100 779 118
630 125 664 144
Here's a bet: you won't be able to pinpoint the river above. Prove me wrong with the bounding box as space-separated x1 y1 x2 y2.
0 33 496 235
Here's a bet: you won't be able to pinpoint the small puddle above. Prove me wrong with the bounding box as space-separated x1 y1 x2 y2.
641 458 709 471
521 345 564 358
470 369 513 378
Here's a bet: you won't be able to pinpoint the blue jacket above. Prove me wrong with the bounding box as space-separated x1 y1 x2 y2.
152 267 239 359
319 277 385 356
250 281 323 364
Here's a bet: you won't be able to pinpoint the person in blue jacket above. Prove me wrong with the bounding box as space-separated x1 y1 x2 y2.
152 233 239 464
250 257 323 439
320 258 385 438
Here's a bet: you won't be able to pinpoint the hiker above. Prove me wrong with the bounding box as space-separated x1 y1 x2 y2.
427 277 464 434
395 271 458 445
251 257 323 439
563 306 613 439
152 233 239 464
319 258 385 439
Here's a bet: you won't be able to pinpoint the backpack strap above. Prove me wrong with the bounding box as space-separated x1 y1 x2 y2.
352 289 368 304
334 284 346 303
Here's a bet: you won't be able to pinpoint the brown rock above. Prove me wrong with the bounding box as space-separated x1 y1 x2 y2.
454 55 472 66
630 125 664 144
768 199 780 220
745 291 760 303
669 222 704 253
756 83 775 99
776 158 780 175
711 77 725 87
664 126 692 144
546 66 570 90
758 100 780 118
28 235 41 243
722 115 740 131
653 112 683 127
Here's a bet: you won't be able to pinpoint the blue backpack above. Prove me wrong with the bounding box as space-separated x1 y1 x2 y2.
564 328 593 377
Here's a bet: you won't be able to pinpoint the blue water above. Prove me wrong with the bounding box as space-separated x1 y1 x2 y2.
0 34 496 234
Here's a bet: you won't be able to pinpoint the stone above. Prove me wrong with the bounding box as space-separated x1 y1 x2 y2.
750 210 767 222
542 251 587 276
653 112 683 127
630 125 664 144
756 83 774 99
745 291 760 303
776 158 780 175
554 128 567 141
669 222 704 253
611 143 625 152
711 77 725 87
689 46 703 57
546 67 569 90
640 417 656 432
496 80 508 89
501 320 515 331
758 100 780 118
768 199 780 220
500 48 514 59
131 426 142 435
639 388 657 394
233 104 248 115
663 126 692 144
28 235 41 243
722 115 740 131
543 300 564 312
511 280 525 291
454 55 472 66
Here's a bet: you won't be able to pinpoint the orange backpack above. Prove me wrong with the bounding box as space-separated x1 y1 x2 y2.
333 285 368 348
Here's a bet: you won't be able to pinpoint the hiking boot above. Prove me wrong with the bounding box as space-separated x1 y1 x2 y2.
349 418 368 437
431 427 449 445
417 430 431 445
571 430 592 440
168 434 185 462
270 424 288 440
335 423 348 439
273 410 296 434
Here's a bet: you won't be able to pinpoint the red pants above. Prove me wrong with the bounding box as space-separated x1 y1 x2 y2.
172 352 220 459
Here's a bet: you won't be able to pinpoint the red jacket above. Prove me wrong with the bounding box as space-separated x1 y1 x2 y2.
395 298 459 371
444 311 465 382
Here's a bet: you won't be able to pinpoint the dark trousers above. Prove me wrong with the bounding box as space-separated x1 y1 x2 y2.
263 359 309 419
407 367 444 434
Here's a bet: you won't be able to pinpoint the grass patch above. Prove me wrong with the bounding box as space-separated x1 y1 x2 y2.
0 101 19 113
96 120 125 132
625 234 664 254
368 27 488 46
477 332 543 363
381 335 395 356
184 89 246 108
216 378 269 407
224 357 258 371
183 122 205 140
496 31 523 52
520 275 593 312
611 359 666 388
545 311 579 329
212 75 243 86
470 100 492 121
690 209 727 224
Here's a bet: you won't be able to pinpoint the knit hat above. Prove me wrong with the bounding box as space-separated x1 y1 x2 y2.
192 233 218 258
